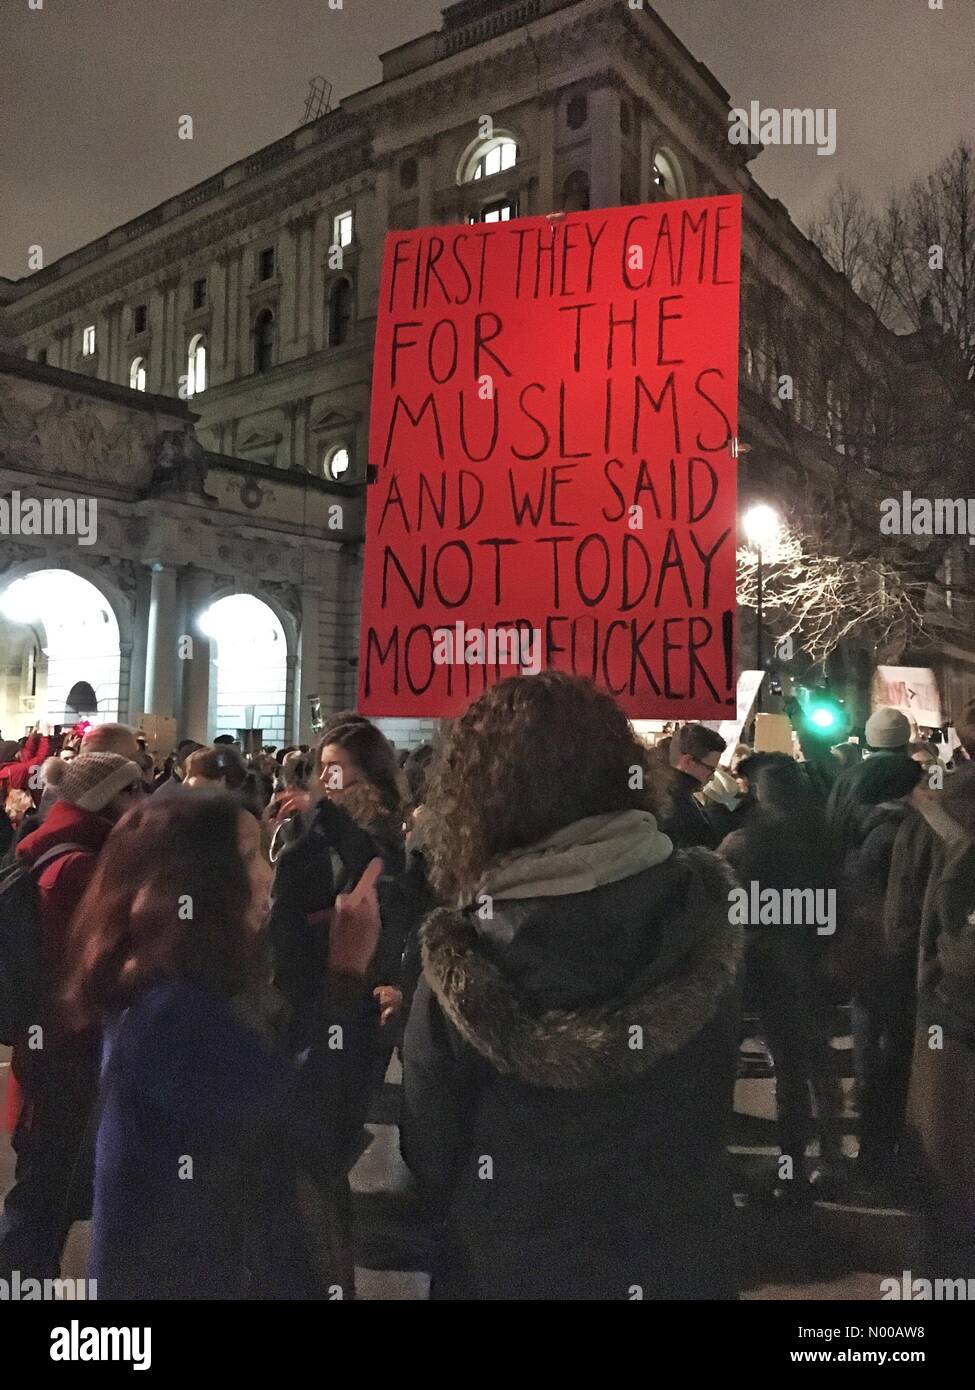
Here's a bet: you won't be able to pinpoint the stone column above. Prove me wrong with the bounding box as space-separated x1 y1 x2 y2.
536 94 557 215
358 158 392 324
150 277 177 396
213 249 236 383
417 138 436 227
298 583 322 743
101 300 122 384
285 211 316 355
143 563 179 717
178 568 214 742
639 105 656 203
237 249 252 375
589 86 622 209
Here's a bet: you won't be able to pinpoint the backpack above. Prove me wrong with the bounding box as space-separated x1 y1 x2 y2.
0 842 85 1046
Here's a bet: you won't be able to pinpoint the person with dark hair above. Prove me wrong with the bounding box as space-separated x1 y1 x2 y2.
659 723 728 849
0 753 143 1280
402 742 435 821
901 821 975 1271
719 758 843 1198
401 673 743 1300
315 722 408 1028
398 743 439 1026
265 750 314 840
182 744 267 822
175 739 204 772
837 753 924 1180
60 794 382 1299
318 710 372 742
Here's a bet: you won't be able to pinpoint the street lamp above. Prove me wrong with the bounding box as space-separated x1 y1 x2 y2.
743 503 782 711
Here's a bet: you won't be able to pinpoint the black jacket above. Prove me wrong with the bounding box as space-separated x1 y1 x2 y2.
268 797 408 1049
660 771 720 850
400 849 743 1300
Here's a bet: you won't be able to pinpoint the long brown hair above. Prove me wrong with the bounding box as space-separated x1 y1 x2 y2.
422 672 670 902
62 793 256 1033
318 720 403 819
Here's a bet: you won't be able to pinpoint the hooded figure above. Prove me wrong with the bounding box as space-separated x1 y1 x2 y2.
400 674 743 1301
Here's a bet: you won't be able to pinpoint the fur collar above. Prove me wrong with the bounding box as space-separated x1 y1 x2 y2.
421 848 743 1090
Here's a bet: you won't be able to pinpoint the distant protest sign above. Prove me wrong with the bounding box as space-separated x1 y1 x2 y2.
358 195 741 719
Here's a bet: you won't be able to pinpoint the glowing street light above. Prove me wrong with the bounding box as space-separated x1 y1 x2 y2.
743 503 781 550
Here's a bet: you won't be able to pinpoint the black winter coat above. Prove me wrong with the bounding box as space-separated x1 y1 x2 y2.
268 796 409 1050
659 771 720 850
400 849 743 1300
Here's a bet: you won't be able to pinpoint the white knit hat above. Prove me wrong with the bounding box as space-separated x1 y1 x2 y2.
864 706 912 750
57 753 142 813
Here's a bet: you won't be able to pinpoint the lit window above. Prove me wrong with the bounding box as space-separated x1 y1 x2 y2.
129 356 147 392
334 211 354 248
469 199 517 225
461 136 518 185
82 325 96 356
473 138 516 181
652 151 684 200
187 334 206 397
324 446 351 481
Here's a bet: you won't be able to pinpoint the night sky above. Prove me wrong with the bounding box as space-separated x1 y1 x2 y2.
1 0 971 281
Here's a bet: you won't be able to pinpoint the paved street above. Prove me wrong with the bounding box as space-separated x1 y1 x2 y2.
1 1008 916 1300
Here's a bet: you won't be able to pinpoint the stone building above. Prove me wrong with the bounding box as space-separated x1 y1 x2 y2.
1 0 969 742
0 350 361 745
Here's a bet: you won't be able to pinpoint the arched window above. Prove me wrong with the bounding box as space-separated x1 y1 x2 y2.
254 310 275 374
324 445 351 482
187 334 206 397
129 356 147 392
460 135 518 185
561 170 590 213
652 150 685 200
469 199 515 225
328 279 354 347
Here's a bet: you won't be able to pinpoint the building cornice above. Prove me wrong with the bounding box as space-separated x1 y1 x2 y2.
9 139 373 334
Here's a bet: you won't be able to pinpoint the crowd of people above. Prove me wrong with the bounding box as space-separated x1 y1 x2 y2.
0 677 972 1299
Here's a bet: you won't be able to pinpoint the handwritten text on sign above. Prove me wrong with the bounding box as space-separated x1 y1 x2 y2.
358 196 741 718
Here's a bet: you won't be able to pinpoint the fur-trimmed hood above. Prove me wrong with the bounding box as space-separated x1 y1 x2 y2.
421 848 743 1090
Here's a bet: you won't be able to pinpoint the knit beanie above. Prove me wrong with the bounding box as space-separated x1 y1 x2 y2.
57 753 141 813
864 706 912 751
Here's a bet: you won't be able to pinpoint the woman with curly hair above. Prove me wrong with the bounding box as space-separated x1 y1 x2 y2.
401 672 744 1301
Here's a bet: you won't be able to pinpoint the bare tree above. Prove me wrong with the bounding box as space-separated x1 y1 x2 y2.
736 528 928 666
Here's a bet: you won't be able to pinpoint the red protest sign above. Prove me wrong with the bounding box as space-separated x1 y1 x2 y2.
358 195 741 719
